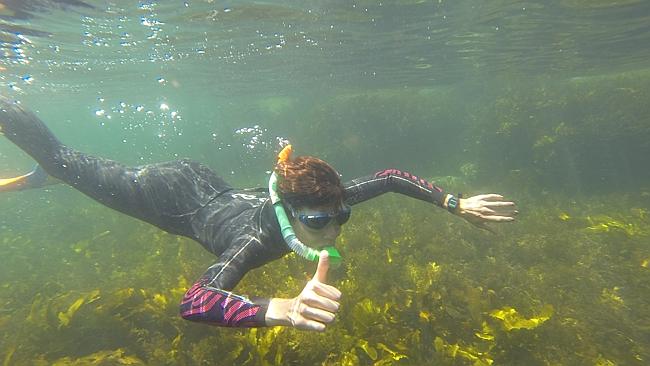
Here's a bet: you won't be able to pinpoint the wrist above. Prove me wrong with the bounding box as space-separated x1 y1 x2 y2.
443 194 451 208
445 193 462 213
265 298 294 327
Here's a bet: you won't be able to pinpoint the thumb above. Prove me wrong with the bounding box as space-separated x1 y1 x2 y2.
313 250 330 283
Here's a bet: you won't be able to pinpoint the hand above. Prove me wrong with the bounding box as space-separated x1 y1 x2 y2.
456 194 518 232
265 251 342 331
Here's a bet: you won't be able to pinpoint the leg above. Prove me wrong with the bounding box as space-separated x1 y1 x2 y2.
0 97 231 236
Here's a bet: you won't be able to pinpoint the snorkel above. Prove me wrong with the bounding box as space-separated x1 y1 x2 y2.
269 145 342 266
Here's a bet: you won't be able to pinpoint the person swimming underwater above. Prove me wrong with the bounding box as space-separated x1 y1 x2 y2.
0 97 517 331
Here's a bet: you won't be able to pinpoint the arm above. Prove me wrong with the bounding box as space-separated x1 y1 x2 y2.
343 168 447 207
344 169 518 226
180 279 268 327
180 237 269 327
180 244 340 330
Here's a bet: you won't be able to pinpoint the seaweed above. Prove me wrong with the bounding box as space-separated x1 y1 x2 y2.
2 72 650 365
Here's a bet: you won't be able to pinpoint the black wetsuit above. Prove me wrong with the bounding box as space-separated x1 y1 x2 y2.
0 97 447 327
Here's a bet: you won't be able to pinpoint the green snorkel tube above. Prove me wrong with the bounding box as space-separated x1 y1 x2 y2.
269 145 342 266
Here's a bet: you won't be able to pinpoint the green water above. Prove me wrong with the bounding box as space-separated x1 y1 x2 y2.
1 1 649 365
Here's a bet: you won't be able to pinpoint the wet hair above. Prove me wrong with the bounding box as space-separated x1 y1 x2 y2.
274 155 344 209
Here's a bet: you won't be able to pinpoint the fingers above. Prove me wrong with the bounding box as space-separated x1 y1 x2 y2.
300 305 336 324
478 207 497 215
292 278 341 332
291 316 328 332
302 289 340 313
487 205 518 216
483 200 516 207
313 250 329 283
302 319 327 332
461 193 520 233
467 205 517 217
481 214 515 222
483 202 517 217
473 193 504 201
312 280 342 300
288 298 337 332
464 193 518 220
472 194 516 207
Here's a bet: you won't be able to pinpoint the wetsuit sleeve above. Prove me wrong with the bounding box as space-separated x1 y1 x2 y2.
343 168 447 207
180 236 271 327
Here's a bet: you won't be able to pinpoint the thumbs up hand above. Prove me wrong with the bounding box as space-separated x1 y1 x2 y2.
265 250 342 331
290 250 342 331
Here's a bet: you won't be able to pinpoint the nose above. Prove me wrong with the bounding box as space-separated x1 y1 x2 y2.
324 222 341 239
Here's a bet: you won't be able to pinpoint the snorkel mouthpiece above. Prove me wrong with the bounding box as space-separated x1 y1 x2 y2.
323 246 342 266
269 144 342 266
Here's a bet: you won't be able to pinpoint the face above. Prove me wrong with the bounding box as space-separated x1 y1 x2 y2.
289 204 347 249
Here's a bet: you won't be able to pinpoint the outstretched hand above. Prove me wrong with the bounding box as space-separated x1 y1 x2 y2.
287 251 342 331
457 194 518 232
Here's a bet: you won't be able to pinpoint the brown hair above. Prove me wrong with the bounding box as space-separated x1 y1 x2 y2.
274 155 344 208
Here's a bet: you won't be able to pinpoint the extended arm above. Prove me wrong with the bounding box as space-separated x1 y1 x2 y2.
344 168 447 207
344 168 517 226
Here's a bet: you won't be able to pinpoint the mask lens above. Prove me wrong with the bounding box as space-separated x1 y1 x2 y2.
296 205 352 230
302 215 332 230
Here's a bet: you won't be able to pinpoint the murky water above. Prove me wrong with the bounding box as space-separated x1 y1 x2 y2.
1 1 649 365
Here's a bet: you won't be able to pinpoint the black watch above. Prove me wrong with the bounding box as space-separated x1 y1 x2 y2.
446 193 462 213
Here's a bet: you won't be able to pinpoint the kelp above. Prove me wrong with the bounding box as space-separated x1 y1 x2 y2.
58 289 101 328
48 349 145 366
468 70 650 195
489 304 553 331
2 175 649 366
2 74 650 365
434 337 494 366
585 215 645 237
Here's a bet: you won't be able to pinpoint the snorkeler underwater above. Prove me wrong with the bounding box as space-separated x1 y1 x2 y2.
0 97 517 330
1 0 650 365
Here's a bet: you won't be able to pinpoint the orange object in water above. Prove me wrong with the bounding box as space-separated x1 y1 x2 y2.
0 173 31 191
277 144 293 163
